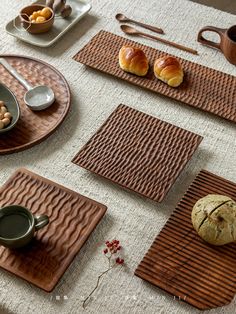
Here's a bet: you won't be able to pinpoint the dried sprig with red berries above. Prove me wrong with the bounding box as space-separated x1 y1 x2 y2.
82 239 124 308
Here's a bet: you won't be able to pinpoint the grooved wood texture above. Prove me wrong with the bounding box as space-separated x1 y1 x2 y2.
0 55 71 154
72 104 203 202
135 170 236 310
0 168 107 291
73 30 236 123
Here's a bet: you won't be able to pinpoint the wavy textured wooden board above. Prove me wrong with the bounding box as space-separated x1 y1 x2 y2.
73 30 236 123
72 104 203 202
135 170 236 310
0 55 71 154
0 168 107 291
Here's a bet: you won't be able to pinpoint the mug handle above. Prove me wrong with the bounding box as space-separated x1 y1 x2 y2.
197 26 226 50
34 215 49 231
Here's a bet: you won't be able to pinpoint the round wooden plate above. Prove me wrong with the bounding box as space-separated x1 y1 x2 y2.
0 55 71 154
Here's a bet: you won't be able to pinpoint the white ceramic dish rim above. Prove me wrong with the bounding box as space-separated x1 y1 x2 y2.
5 1 92 48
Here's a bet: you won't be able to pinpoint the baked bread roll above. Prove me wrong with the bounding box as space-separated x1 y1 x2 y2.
191 194 236 245
119 46 149 76
154 56 184 87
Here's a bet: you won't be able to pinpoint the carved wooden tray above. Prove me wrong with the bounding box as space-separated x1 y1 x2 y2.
0 168 107 291
0 55 71 154
72 104 203 202
135 170 236 310
73 30 236 123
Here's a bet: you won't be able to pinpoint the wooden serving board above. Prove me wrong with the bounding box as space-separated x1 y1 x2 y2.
0 168 107 291
72 104 202 202
135 170 236 310
73 30 236 124
0 55 71 154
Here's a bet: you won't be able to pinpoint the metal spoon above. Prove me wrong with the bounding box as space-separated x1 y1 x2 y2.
0 58 55 111
116 13 164 34
120 25 198 55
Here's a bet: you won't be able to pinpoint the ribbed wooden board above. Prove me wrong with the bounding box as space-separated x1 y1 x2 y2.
72 104 203 202
135 170 236 310
73 30 236 123
0 55 71 154
0 168 107 291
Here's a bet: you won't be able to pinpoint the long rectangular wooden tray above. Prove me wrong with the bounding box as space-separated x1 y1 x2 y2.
135 170 236 310
73 30 236 123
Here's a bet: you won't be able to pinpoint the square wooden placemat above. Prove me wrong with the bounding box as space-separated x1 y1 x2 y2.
72 104 203 202
0 168 107 291
135 170 236 310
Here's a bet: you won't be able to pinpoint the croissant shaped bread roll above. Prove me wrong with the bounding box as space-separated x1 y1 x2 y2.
119 46 149 76
191 194 236 245
154 56 184 87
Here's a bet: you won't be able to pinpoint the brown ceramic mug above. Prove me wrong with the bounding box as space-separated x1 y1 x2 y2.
197 25 236 65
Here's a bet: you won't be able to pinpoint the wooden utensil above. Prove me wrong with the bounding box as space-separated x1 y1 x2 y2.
120 25 198 55
116 13 164 34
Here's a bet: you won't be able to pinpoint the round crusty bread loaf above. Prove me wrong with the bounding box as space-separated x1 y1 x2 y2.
154 56 184 87
191 194 236 245
119 46 149 76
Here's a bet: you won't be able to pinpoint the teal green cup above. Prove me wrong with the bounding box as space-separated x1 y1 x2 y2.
0 205 49 249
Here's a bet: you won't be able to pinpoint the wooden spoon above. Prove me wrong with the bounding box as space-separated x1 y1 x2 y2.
120 25 198 55
116 13 164 34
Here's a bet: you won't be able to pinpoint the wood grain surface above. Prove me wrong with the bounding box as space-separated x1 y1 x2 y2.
73 30 236 123
0 168 107 291
135 169 236 310
72 104 202 202
0 55 71 154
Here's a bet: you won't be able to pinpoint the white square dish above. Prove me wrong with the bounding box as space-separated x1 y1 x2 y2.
5 0 91 47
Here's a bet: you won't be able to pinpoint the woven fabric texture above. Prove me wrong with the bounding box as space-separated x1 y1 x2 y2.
0 0 236 313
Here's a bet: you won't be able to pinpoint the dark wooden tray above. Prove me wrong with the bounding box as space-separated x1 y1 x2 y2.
73 30 236 123
72 104 202 202
0 55 71 154
0 168 107 291
135 170 236 310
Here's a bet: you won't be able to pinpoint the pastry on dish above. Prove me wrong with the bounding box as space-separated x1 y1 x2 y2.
191 194 236 245
119 46 149 76
154 56 184 87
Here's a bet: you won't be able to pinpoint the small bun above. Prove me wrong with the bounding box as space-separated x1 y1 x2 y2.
154 56 184 87
119 46 149 76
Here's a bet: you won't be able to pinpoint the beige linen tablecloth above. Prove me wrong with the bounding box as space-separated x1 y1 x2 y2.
0 0 236 313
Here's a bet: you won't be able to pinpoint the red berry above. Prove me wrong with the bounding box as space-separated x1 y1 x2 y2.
115 257 124 264
105 241 110 245
117 246 121 250
103 249 108 254
116 257 120 264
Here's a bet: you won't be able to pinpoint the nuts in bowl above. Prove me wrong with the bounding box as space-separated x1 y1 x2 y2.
0 83 20 134
0 101 12 130
20 5 54 34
